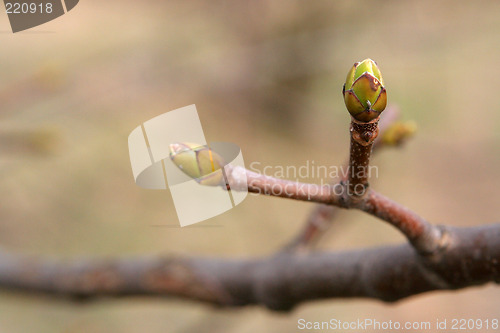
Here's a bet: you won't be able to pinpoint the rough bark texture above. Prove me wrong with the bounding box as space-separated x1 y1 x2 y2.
0 224 498 311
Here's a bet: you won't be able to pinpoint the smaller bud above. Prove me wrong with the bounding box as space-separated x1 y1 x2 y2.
381 121 417 146
169 142 226 186
343 58 387 122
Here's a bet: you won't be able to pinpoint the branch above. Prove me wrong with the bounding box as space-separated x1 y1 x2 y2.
226 166 442 254
283 106 408 252
227 165 342 206
0 224 498 311
280 203 338 253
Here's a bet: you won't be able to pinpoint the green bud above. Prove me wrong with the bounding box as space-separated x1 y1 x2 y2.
169 142 225 186
342 58 387 122
381 121 417 146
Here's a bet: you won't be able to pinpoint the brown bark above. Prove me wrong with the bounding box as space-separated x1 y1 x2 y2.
0 224 497 311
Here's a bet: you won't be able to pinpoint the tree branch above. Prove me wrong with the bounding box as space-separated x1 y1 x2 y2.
0 224 498 311
226 165 443 254
227 165 342 206
282 106 407 252
225 104 441 254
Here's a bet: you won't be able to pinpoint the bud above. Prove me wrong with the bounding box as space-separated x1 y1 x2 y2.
342 58 387 122
381 121 417 146
169 142 225 186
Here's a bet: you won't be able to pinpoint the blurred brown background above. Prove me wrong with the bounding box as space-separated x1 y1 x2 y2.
0 0 499 332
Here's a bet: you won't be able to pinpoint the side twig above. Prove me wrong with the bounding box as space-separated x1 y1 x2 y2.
226 106 440 254
283 106 403 252
227 166 342 206
226 165 444 254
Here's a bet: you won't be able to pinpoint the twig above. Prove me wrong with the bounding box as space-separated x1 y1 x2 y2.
283 106 403 252
226 105 439 254
346 117 380 197
280 204 338 253
0 224 497 311
227 166 342 206
226 163 444 254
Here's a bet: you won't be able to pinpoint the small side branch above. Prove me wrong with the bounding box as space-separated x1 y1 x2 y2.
225 106 442 255
282 106 406 252
227 166 342 206
281 204 338 253
227 168 443 254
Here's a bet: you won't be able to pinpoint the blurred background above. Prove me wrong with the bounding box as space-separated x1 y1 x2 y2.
0 0 499 332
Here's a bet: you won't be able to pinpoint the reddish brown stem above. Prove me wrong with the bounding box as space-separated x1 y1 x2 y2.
283 107 402 252
347 118 379 197
226 164 444 254
227 166 342 206
361 190 444 254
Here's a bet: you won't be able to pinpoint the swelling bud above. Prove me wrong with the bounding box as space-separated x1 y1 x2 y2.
169 142 225 186
343 59 387 122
